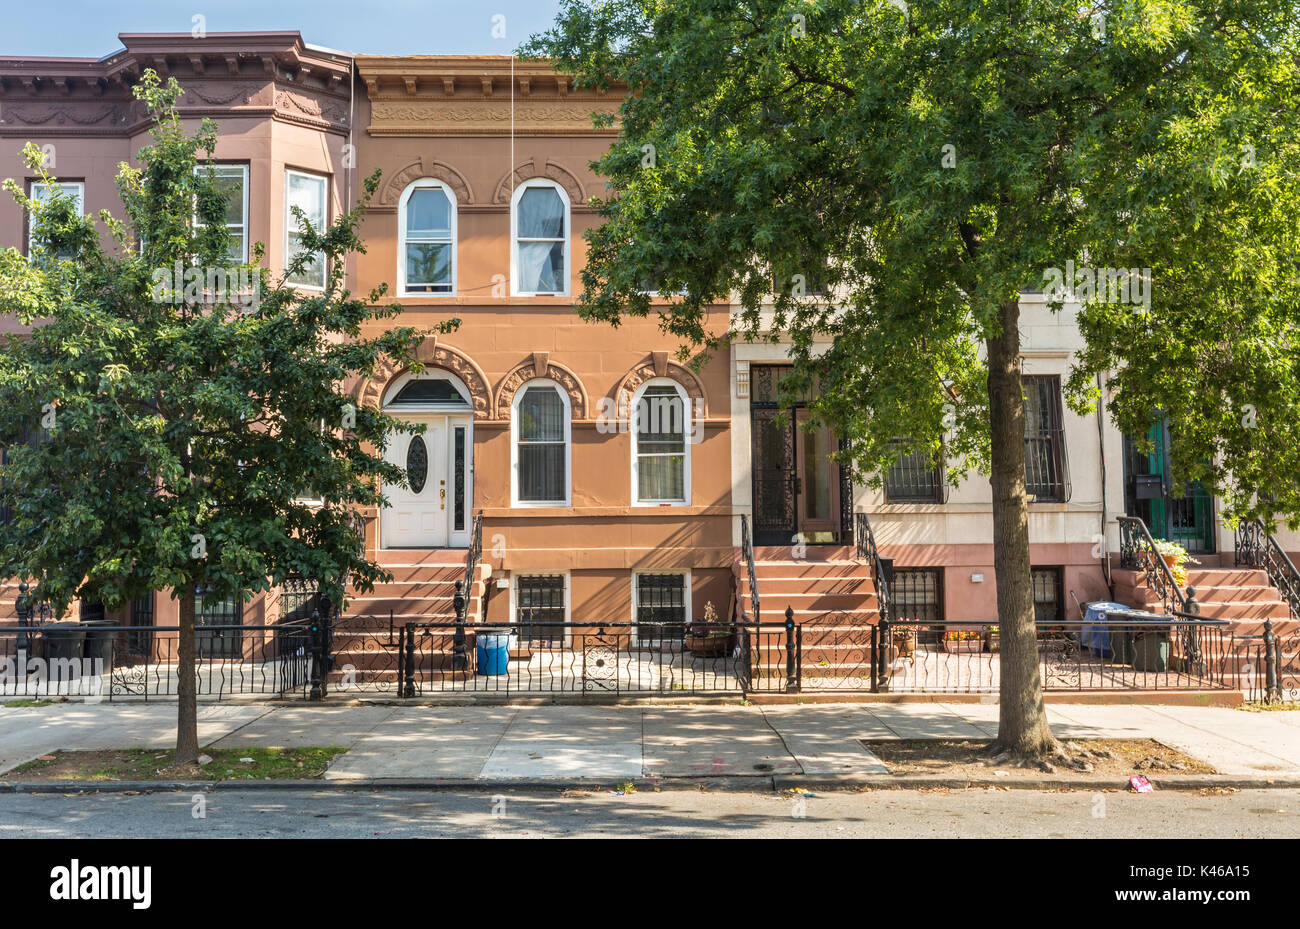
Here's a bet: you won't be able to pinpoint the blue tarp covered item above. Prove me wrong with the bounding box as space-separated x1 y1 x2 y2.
475 630 511 676
1080 601 1129 655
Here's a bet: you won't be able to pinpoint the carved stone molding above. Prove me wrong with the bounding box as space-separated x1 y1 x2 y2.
377 157 475 208
494 353 589 420
491 159 586 205
366 99 619 137
614 357 709 420
1 103 127 126
274 89 349 127
355 337 493 420
182 82 264 107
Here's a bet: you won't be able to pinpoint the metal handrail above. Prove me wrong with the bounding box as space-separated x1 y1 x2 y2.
1235 517 1300 620
739 514 759 624
1117 515 1187 613
461 510 484 621
855 511 891 624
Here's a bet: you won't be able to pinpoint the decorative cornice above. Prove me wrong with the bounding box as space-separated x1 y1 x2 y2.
0 32 353 137
358 55 621 138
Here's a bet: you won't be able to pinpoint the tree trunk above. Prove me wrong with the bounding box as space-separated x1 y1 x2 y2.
175 586 199 764
987 298 1058 757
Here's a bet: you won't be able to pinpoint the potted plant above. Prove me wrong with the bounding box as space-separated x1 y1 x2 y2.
942 629 983 654
984 624 999 653
892 625 918 660
686 601 733 657
1151 539 1198 588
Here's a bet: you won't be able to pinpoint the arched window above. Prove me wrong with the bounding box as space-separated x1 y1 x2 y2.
399 180 457 295
632 379 690 505
511 180 569 296
512 381 570 505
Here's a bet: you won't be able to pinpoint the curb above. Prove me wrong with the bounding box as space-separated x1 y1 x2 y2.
772 773 1300 791
4 773 1299 794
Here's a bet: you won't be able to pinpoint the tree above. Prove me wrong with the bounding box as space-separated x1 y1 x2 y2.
0 73 447 762
526 0 1300 758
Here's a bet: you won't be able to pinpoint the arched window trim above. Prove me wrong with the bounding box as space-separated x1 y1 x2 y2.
398 179 458 297
510 179 571 297
511 378 572 507
631 377 692 506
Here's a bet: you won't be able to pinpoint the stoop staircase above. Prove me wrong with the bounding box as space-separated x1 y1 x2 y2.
330 546 490 688
734 521 882 680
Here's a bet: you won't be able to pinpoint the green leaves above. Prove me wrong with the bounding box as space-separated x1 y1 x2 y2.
531 0 1300 512
0 71 440 613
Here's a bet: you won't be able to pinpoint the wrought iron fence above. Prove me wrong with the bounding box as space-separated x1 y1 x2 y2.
0 624 313 700
0 611 1263 701
1233 620 1300 704
872 618 1233 694
401 621 755 696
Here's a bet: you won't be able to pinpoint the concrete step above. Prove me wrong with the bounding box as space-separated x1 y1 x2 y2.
1184 568 1271 587
741 591 879 612
752 545 856 562
743 560 871 579
375 548 469 567
741 574 876 595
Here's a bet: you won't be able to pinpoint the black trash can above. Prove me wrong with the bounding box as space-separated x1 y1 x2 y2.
41 622 87 676
81 620 117 675
1131 627 1171 672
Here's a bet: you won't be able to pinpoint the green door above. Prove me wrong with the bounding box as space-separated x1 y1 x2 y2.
1123 423 1215 554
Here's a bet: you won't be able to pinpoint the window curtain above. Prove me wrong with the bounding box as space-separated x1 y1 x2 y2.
516 187 565 292
518 386 566 501
636 386 686 501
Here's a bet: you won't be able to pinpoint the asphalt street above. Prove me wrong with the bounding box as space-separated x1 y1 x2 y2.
1 787 1296 838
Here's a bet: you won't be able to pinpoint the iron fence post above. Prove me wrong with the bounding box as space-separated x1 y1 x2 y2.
402 623 416 698
876 615 891 691
452 580 468 671
14 582 30 654
785 606 800 693
308 609 323 701
870 622 879 693
1264 618 1279 703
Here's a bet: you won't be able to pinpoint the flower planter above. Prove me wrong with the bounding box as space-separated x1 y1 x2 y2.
985 633 1000 653
686 635 732 657
942 639 982 654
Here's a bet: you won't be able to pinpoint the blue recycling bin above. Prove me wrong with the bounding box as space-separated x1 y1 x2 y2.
475 629 511 676
1081 601 1128 656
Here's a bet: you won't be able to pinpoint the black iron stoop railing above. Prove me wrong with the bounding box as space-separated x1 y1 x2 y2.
854 511 892 624
740 513 760 624
1234 518 1300 703
1118 514 1187 614
1235 518 1300 619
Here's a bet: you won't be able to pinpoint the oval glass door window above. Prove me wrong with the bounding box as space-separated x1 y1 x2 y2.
406 434 428 493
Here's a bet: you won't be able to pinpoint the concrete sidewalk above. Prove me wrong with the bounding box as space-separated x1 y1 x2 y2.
2 701 1299 782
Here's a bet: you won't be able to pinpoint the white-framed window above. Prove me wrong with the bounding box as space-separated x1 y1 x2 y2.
632 571 691 644
27 180 84 256
511 380 570 506
195 163 249 262
511 180 569 296
398 180 456 295
632 379 690 505
511 572 569 647
285 168 328 289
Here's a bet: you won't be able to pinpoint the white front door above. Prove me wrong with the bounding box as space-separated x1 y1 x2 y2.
382 414 472 548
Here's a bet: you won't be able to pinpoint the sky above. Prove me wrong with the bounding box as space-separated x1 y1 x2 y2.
1 0 567 58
